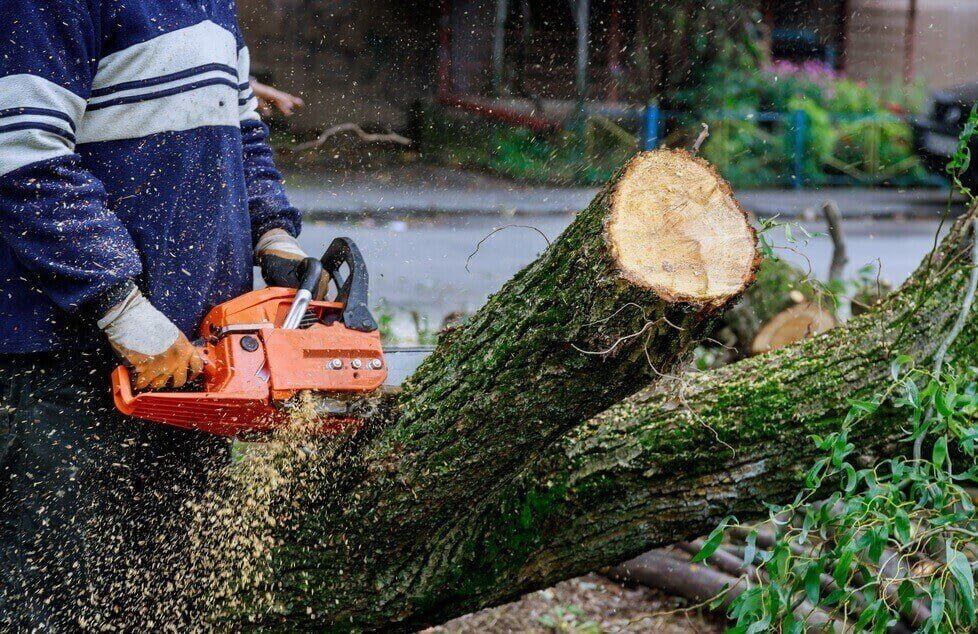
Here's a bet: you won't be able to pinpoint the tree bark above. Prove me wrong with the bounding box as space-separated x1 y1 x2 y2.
242 209 978 632
219 150 758 630
379 211 976 631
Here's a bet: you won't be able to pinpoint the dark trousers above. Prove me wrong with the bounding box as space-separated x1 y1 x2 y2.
0 350 228 631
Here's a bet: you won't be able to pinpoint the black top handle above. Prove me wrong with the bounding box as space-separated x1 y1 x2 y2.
321 237 378 333
298 257 324 296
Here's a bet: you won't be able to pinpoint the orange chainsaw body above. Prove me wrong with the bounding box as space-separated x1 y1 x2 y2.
111 286 387 437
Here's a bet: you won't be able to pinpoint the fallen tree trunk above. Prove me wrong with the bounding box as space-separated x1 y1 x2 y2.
258 210 972 631
222 185 975 630
387 210 976 629
214 150 758 629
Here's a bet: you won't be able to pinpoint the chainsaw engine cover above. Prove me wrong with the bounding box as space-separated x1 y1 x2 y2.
111 287 387 437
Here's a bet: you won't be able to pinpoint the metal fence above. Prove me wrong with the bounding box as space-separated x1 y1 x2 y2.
638 104 922 189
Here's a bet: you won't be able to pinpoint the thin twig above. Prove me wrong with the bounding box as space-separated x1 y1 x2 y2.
822 200 848 282
294 123 412 151
691 123 710 156
465 225 551 272
570 321 657 356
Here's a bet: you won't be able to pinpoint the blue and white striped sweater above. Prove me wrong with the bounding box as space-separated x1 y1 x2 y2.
0 1 301 353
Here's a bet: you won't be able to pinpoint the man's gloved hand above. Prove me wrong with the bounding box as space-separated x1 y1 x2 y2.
98 287 204 390
256 229 330 299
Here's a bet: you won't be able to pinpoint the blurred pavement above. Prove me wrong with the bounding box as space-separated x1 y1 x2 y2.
284 166 960 220
296 215 949 321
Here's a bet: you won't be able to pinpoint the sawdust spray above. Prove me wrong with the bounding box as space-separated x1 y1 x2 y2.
183 393 349 627
72 395 346 631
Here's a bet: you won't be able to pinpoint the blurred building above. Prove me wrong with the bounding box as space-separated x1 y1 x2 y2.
845 0 978 89
237 0 438 131
236 0 978 132
764 0 978 89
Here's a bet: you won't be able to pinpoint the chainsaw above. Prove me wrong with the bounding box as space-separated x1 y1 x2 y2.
111 237 403 438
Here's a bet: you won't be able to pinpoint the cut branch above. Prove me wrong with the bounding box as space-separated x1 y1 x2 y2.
604 549 842 632
294 122 412 151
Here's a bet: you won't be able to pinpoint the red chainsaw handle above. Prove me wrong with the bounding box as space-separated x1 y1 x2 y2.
111 365 142 414
110 344 213 400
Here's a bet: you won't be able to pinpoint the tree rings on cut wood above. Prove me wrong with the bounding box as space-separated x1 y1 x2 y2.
750 301 836 355
606 149 759 307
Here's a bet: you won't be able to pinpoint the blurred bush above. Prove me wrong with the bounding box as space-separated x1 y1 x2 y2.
410 60 928 188
694 61 928 187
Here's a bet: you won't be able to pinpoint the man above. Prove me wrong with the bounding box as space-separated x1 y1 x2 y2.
0 0 325 628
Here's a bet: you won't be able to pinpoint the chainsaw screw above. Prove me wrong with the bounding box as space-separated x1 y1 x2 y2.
240 336 259 352
369 359 383 370
329 358 344 370
351 359 362 370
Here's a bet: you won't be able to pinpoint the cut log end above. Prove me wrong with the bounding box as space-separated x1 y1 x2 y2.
750 300 836 355
607 149 758 307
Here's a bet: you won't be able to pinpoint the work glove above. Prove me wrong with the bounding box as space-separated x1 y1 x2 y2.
256 228 331 299
98 286 204 390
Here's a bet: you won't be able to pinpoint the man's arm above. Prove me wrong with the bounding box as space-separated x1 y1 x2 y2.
0 0 141 315
0 0 201 387
250 79 305 117
236 47 303 242
235 42 330 295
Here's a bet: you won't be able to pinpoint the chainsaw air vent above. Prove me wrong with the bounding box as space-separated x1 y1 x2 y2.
299 309 319 329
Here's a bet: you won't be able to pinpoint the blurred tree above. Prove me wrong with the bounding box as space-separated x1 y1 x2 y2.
634 0 763 107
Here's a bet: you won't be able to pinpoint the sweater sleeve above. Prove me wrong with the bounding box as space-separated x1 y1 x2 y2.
235 45 303 243
0 0 142 316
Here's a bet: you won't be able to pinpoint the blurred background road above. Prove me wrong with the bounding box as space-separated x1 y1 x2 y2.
293 202 956 322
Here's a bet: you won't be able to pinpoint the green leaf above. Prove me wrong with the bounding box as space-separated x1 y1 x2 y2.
803 560 823 604
935 387 954 419
805 457 829 489
866 526 885 563
897 580 916 614
933 436 948 470
928 580 945 632
833 548 854 587
741 529 759 569
693 517 731 563
890 355 913 379
784 622 803 634
894 509 912 543
848 398 879 416
854 599 881 632
946 547 976 621
842 462 858 493
746 616 771 634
